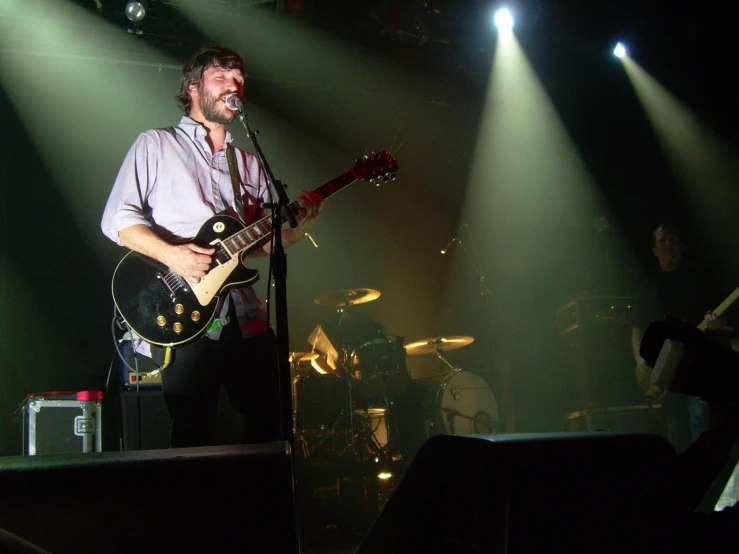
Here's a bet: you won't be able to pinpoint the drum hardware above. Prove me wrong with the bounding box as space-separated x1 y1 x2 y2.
352 408 390 462
298 296 416 465
289 351 319 364
444 408 458 434
289 351 319 375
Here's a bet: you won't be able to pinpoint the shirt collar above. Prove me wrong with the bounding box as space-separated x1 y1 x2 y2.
178 116 234 149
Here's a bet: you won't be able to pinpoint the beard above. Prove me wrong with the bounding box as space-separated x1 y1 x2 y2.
197 86 238 125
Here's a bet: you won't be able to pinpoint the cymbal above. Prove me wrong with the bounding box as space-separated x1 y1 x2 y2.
404 336 475 355
314 288 381 307
289 351 319 363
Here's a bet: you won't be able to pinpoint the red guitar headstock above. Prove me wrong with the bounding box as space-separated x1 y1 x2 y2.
351 150 399 185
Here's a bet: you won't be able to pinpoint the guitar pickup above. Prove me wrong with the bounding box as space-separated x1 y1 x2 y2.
214 244 232 265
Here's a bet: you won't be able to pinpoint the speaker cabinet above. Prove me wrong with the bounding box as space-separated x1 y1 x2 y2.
0 442 299 554
357 432 675 553
119 389 171 451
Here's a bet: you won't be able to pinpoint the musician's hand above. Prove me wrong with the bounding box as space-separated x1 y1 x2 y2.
163 243 215 284
276 190 324 250
296 189 324 222
705 311 726 331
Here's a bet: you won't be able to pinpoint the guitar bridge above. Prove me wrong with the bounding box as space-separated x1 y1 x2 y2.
156 271 188 302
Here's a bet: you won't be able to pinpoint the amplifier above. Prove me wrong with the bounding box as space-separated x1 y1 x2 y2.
119 389 171 451
118 341 163 389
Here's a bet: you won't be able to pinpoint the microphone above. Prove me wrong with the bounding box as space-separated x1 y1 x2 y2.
440 223 466 255
224 92 243 112
440 237 457 255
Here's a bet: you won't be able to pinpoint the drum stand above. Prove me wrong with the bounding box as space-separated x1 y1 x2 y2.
435 345 462 373
414 345 463 386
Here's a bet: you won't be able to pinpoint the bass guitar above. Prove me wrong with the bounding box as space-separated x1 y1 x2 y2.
111 151 399 347
636 285 739 403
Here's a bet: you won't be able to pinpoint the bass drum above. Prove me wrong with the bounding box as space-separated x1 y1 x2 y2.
391 370 499 457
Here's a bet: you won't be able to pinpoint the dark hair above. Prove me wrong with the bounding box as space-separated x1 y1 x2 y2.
651 223 682 247
175 46 245 114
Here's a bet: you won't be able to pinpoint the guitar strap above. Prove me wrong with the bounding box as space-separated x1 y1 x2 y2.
226 145 246 224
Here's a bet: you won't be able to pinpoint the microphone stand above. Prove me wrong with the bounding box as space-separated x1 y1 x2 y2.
233 102 297 451
454 224 495 304
452 225 514 431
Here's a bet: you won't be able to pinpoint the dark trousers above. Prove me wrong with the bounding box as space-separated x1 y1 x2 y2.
153 323 281 448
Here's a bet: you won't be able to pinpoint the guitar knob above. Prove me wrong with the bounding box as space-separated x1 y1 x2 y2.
156 316 166 327
173 322 183 334
191 311 201 322
175 304 184 315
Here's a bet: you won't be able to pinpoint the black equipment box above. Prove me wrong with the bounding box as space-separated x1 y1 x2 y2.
21 391 103 455
565 404 666 436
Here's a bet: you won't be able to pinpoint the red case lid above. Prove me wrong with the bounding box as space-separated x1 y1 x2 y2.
76 390 103 401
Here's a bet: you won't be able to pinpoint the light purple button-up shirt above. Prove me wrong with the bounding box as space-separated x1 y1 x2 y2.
102 116 270 342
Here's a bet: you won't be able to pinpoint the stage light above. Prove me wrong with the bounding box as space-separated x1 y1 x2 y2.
494 8 514 31
124 0 148 23
614 42 626 58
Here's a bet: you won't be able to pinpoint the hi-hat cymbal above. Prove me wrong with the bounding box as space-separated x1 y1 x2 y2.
404 336 475 355
314 288 381 307
289 351 319 363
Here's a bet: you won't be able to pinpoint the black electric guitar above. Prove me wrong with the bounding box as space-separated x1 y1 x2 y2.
112 151 399 347
636 285 739 404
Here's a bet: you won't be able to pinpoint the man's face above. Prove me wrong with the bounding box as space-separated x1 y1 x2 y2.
190 64 244 125
653 228 684 272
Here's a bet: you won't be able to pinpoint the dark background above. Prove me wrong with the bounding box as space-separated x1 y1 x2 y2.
1 0 738 455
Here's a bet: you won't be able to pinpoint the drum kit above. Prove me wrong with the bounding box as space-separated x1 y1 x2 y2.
291 288 499 465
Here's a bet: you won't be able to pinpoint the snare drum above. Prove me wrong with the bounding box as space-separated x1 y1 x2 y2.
392 370 499 456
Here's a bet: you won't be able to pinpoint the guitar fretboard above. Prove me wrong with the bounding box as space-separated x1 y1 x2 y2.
221 170 357 256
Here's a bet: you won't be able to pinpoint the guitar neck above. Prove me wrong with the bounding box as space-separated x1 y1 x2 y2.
696 287 739 331
221 170 357 256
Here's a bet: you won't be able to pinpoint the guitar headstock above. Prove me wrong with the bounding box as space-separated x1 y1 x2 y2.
352 150 399 185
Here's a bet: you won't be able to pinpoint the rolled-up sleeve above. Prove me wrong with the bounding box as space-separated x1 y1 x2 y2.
101 132 158 245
